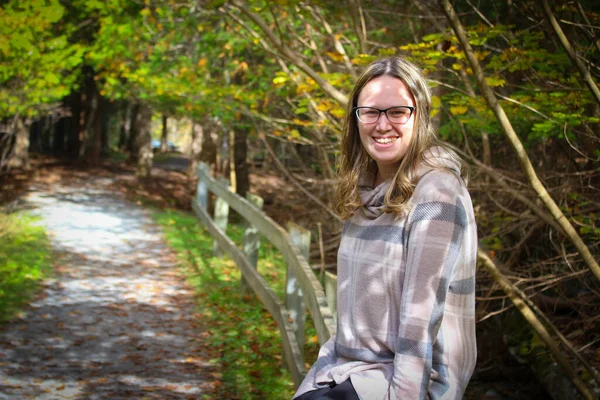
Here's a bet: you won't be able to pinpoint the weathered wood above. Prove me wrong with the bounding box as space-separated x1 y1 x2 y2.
286 222 310 358
192 199 306 386
241 193 264 295
196 163 209 210
196 163 335 345
212 177 230 256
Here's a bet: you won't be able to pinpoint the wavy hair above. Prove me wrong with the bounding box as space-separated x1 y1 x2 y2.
334 56 467 219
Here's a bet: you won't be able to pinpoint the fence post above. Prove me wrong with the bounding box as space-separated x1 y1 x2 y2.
241 193 264 295
212 176 230 256
286 222 310 357
196 162 209 211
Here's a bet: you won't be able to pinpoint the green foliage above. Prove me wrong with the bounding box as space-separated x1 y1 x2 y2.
566 193 600 241
0 212 53 323
402 21 598 148
154 209 298 399
0 0 85 118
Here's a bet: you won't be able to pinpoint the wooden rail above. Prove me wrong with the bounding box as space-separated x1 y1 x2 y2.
192 163 336 386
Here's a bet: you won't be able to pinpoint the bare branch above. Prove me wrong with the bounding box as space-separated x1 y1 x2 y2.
347 0 367 54
575 1 600 54
306 5 356 78
542 0 600 107
439 0 600 283
230 0 349 107
259 133 342 223
478 249 596 400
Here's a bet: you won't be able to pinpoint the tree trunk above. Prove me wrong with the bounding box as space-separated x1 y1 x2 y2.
53 117 66 155
100 98 111 157
216 129 228 178
160 114 168 152
127 103 140 157
42 115 52 153
8 117 30 169
82 88 100 165
133 103 153 178
118 101 131 152
29 120 41 153
187 121 204 176
228 130 236 193
201 127 218 176
79 67 100 164
234 127 249 198
67 91 83 157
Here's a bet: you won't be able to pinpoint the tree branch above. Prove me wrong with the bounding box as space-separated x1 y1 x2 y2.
307 5 356 78
230 0 349 107
259 133 342 223
439 0 600 283
542 0 600 107
478 249 596 400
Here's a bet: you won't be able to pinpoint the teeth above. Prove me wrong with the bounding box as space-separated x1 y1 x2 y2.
374 137 397 144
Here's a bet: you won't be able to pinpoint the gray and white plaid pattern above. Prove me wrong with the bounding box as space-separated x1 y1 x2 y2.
295 148 477 400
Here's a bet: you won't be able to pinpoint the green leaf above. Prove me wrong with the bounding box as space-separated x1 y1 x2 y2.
422 33 442 42
485 76 505 87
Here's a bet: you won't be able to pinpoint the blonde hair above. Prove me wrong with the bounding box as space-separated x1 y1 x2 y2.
334 56 467 219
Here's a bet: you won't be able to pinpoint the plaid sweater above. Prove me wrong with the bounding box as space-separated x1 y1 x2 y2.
294 150 477 400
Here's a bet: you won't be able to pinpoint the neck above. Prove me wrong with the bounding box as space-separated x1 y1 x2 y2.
373 171 389 187
375 165 396 186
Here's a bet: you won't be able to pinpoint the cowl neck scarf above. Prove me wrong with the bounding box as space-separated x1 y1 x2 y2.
356 146 462 220
358 172 391 219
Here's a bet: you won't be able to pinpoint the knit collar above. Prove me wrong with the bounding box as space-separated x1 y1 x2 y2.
358 171 391 219
356 146 461 219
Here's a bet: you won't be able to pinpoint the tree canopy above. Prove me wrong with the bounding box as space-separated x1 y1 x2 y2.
1 0 599 397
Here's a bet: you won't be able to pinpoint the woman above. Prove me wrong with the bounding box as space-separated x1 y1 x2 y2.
294 56 477 400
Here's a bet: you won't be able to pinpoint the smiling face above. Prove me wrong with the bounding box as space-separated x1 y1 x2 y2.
356 75 416 185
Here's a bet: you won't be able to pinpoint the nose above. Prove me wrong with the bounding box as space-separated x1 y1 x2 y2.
376 111 392 130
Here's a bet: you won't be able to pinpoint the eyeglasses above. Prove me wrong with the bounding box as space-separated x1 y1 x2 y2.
353 106 415 124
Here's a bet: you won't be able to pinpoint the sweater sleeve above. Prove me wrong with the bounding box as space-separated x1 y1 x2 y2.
387 172 469 400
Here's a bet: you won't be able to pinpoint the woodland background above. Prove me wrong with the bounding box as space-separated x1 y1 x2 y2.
1 0 599 398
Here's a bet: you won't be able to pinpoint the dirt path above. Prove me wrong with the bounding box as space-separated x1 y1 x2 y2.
0 178 215 399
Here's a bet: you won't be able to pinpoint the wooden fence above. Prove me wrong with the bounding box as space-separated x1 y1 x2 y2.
192 162 337 386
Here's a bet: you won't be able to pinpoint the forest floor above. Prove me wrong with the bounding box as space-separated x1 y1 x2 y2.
0 153 553 400
0 155 218 399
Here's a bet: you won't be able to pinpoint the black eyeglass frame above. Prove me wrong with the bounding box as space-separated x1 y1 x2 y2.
352 106 415 124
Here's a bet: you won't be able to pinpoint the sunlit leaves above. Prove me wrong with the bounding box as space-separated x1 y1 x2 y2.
449 106 468 115
401 19 598 145
273 75 288 85
0 0 87 118
485 76 505 87
351 54 378 66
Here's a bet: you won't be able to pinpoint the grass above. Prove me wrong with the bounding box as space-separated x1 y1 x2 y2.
105 148 129 163
154 209 323 400
0 212 53 323
152 151 184 162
